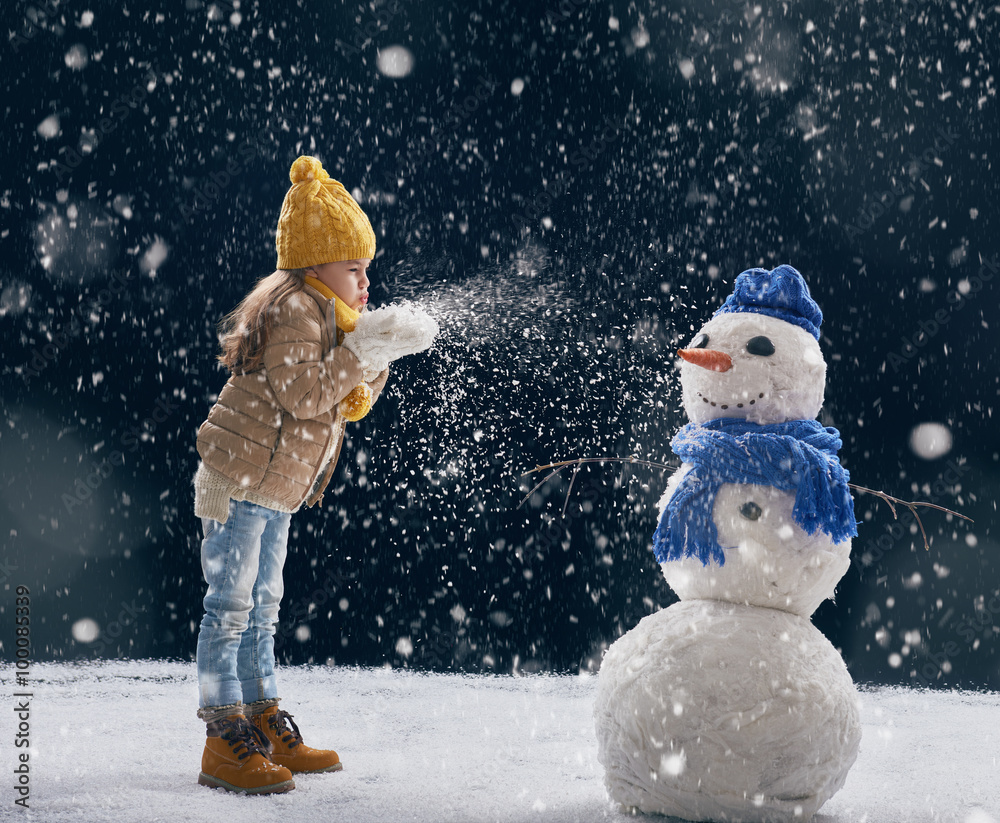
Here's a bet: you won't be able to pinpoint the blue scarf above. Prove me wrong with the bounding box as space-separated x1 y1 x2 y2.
651 418 857 566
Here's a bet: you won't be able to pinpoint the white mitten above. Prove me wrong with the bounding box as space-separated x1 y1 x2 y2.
341 303 439 380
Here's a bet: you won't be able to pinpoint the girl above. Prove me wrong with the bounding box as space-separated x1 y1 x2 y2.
192 155 429 795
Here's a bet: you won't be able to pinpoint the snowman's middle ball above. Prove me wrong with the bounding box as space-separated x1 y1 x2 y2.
657 480 853 618
680 313 826 425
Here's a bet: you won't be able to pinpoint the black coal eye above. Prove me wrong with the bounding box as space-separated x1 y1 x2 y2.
691 333 709 349
740 502 762 521
746 336 775 356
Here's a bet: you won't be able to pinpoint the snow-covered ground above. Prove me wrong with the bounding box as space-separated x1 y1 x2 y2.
1 660 997 823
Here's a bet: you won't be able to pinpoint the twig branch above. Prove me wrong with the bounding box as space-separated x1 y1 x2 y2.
520 456 675 480
516 456 673 511
517 465 568 510
848 483 973 550
563 461 582 518
517 456 973 550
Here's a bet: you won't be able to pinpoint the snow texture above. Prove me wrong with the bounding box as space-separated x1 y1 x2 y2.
679 313 826 426
595 601 860 821
657 472 852 618
2 660 997 823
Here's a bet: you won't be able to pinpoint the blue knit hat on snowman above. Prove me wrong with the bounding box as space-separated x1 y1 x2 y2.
713 264 823 340
651 263 856 566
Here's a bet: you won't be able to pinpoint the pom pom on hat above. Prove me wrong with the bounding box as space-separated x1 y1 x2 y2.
276 155 376 270
713 264 823 340
288 155 329 185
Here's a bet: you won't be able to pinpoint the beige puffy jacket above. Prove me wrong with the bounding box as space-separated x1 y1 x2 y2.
195 281 389 517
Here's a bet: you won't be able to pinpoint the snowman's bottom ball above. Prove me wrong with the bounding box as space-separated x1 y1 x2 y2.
595 600 860 823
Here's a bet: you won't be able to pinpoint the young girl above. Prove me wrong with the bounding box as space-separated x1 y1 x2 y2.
192 155 433 795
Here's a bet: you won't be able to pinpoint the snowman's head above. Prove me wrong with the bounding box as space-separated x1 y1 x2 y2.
678 265 827 424
660 480 852 617
678 312 826 424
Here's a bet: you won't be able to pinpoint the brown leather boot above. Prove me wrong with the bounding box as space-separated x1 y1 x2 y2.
198 715 296 794
250 706 342 774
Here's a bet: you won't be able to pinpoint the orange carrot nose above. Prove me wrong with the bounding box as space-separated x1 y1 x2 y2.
678 348 733 372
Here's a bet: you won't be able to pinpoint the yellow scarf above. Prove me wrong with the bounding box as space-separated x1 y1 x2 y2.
305 275 372 422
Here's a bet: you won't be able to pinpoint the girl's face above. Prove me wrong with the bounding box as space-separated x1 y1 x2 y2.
309 259 371 311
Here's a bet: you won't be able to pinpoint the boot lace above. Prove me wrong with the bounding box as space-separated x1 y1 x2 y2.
219 717 272 761
268 709 303 749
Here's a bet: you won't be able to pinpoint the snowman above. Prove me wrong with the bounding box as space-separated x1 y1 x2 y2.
594 266 862 823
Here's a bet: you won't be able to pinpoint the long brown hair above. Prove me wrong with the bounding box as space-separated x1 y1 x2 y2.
217 268 307 373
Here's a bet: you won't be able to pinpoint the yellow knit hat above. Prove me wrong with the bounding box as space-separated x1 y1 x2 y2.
275 156 376 270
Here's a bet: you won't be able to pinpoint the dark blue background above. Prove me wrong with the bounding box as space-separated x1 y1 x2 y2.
1 0 998 689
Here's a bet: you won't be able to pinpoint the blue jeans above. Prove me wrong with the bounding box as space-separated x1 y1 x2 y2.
196 499 291 709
